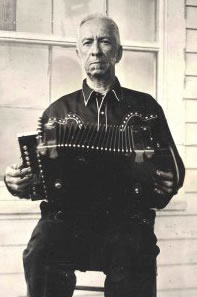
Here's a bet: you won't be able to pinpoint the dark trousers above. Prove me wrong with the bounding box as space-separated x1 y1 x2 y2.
23 209 159 297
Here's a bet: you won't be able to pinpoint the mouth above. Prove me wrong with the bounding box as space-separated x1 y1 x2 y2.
91 61 104 65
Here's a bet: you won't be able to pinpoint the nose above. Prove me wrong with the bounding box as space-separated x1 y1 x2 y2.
91 40 102 56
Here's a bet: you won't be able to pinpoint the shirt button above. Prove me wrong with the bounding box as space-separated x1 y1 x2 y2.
100 111 105 115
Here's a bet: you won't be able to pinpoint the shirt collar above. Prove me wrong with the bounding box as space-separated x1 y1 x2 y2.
82 77 123 106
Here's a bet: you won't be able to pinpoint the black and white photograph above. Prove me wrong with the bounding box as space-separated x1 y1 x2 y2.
0 1 196 297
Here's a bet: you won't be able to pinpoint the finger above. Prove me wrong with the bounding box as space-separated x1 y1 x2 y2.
6 166 32 178
11 163 23 169
153 187 166 195
6 174 33 187
154 182 174 194
5 164 20 177
156 170 174 180
154 179 174 188
18 174 33 184
20 167 32 178
8 180 32 193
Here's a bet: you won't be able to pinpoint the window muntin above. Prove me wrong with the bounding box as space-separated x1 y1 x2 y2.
108 0 157 42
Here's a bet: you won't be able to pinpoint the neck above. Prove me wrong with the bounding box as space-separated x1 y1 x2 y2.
86 74 115 93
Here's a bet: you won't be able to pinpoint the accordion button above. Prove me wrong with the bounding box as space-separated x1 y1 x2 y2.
131 183 143 197
54 180 63 189
55 211 64 220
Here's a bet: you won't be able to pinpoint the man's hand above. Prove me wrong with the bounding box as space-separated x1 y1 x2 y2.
5 164 32 196
153 170 176 196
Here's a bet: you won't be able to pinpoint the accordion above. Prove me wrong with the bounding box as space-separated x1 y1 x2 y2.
18 117 179 210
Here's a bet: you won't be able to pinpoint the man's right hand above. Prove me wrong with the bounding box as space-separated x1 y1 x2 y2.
5 164 33 197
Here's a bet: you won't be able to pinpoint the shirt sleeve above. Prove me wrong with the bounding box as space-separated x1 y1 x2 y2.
149 103 185 209
156 104 185 190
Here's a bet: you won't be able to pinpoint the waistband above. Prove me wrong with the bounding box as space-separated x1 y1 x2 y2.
40 201 156 228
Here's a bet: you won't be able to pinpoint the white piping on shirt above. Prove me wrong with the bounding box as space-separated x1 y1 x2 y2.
96 94 106 131
82 89 94 106
112 89 120 102
168 145 180 187
83 88 120 107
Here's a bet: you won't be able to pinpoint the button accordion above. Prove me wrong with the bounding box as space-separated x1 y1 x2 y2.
17 115 179 209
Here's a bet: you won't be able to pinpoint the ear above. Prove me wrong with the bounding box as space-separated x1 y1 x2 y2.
116 45 123 64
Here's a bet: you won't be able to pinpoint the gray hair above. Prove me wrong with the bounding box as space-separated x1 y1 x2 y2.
77 13 121 47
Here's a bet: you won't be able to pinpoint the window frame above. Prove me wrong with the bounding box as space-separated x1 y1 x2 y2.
0 0 160 100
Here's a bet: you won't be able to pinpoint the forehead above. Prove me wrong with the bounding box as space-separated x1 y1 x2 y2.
79 19 116 40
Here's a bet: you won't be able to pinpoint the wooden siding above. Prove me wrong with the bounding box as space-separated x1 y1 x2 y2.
185 1 197 200
178 2 197 296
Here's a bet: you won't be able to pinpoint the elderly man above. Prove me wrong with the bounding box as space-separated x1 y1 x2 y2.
5 14 184 297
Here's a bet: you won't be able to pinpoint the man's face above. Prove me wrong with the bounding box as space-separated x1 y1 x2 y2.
77 19 122 79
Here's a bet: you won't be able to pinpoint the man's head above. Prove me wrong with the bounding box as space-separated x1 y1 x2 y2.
76 14 122 82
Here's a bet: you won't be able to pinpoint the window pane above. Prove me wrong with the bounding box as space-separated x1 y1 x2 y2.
0 42 49 108
0 0 16 31
108 0 156 42
116 51 156 97
53 0 105 38
16 0 52 34
51 46 82 101
0 0 51 34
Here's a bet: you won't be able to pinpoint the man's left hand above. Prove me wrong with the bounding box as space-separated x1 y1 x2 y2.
153 170 176 196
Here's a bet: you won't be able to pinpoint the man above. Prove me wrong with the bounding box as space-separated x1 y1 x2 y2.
5 14 185 297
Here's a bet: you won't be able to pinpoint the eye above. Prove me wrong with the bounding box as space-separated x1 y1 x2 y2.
82 40 92 46
101 39 111 45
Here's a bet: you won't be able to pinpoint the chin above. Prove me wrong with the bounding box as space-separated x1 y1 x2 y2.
93 70 106 75
88 69 105 77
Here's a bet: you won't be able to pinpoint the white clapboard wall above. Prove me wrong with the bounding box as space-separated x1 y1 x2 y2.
156 1 197 296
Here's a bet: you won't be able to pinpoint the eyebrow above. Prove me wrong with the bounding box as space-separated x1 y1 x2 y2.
81 36 112 42
81 38 93 42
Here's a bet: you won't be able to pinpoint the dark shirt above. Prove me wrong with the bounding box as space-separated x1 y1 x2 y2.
42 78 185 213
